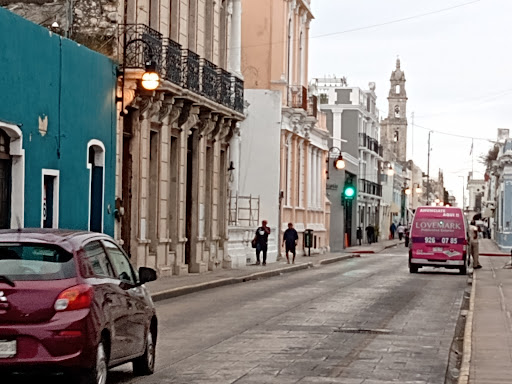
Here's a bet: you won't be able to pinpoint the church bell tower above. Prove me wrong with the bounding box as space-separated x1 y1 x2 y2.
381 58 408 163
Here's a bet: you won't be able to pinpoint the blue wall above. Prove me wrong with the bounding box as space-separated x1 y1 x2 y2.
0 8 117 235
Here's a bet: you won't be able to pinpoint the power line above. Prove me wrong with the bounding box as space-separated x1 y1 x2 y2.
237 0 484 50
413 123 493 142
311 0 483 40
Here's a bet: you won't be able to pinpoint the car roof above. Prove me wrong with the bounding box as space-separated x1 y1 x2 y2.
0 228 110 253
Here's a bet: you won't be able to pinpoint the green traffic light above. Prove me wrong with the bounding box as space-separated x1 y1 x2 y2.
344 185 356 198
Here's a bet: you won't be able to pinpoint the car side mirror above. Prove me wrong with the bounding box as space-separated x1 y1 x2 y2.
139 267 157 284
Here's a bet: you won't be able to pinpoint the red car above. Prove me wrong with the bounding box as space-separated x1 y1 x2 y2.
0 229 158 384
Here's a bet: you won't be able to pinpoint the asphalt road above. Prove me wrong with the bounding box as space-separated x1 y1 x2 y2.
6 243 469 384
107 243 467 384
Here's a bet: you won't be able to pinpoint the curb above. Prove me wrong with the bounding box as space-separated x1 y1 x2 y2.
480 252 510 257
151 262 313 302
151 254 361 302
346 241 404 254
318 254 360 265
458 273 476 384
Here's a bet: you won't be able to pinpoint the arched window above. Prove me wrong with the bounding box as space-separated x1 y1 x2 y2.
396 85 400 94
87 140 105 233
394 105 400 118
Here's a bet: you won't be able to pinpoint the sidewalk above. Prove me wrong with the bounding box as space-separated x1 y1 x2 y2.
344 238 404 254
460 238 512 383
146 251 360 302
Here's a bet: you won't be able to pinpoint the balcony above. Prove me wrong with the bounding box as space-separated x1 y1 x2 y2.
307 94 318 117
163 38 182 85
359 133 382 156
120 24 243 115
182 50 200 93
120 24 163 71
359 179 382 197
288 85 308 110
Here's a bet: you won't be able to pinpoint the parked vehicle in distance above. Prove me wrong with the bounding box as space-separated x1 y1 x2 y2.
0 229 158 384
409 206 469 274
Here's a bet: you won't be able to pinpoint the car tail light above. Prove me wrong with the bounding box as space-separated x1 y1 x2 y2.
54 284 93 311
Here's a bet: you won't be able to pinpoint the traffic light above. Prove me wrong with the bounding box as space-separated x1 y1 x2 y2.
343 181 356 200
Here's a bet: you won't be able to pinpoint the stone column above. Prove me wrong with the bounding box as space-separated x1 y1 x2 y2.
136 95 153 268
228 123 241 195
228 0 242 77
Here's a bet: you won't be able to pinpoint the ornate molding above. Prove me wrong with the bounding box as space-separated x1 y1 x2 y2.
168 99 184 127
178 104 200 134
138 96 153 121
158 95 175 123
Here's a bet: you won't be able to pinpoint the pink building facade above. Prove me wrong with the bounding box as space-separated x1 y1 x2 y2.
231 0 329 262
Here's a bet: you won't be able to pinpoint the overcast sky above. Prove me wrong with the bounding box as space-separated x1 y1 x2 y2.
308 0 512 205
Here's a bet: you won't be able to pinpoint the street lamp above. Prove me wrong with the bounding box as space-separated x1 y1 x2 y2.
383 161 394 176
326 147 345 179
117 32 161 116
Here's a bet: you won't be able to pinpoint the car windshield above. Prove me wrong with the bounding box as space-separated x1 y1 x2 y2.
0 243 76 281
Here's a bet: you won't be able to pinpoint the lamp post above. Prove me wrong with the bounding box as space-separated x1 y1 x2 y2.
458 175 465 211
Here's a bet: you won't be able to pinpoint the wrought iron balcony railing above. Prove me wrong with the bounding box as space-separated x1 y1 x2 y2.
119 24 244 114
200 58 218 101
163 38 182 85
182 50 200 93
120 24 163 71
218 69 232 107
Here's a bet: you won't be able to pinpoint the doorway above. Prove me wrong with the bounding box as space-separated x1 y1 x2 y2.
88 141 105 233
0 130 11 229
121 112 134 255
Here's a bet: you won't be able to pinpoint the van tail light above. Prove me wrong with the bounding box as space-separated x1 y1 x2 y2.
54 284 93 312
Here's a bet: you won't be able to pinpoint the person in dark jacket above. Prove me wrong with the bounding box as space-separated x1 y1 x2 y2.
356 227 363 245
390 222 396 239
365 224 375 244
254 220 271 265
282 222 299 264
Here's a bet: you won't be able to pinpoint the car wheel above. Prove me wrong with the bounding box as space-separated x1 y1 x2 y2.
459 265 467 275
133 330 155 376
409 265 418 273
80 341 108 384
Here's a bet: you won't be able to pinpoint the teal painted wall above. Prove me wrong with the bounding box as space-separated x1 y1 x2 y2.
0 8 117 235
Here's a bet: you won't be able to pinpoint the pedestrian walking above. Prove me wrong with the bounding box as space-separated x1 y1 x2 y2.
282 222 299 264
253 220 271 265
356 227 363 245
365 224 375 245
397 223 405 241
390 222 396 239
470 221 482 269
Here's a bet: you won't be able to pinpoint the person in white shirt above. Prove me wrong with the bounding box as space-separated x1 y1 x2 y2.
397 224 405 240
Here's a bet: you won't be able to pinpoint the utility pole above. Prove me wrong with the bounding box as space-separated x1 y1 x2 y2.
426 131 432 205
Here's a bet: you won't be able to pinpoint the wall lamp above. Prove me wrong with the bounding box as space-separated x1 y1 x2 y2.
117 35 161 116
326 146 345 179
383 161 394 176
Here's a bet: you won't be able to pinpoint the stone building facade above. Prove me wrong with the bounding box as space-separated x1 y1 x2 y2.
4 0 245 275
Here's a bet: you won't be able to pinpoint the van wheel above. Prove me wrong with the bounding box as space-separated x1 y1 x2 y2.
409 265 418 273
459 266 467 275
